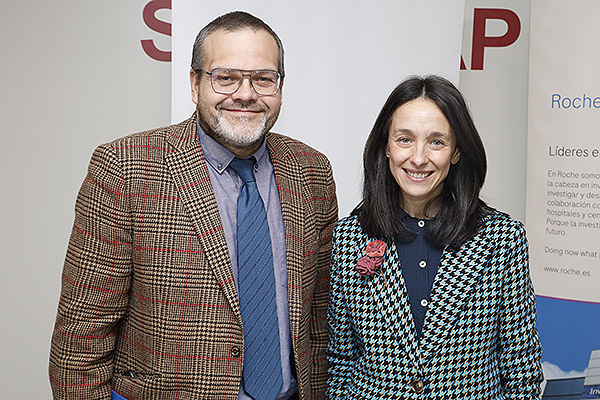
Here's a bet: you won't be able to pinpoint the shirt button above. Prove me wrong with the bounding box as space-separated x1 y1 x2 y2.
420 299 429 307
411 379 424 394
419 260 427 268
418 220 425 228
231 346 241 357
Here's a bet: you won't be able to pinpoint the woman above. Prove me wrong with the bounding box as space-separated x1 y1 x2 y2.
326 76 543 399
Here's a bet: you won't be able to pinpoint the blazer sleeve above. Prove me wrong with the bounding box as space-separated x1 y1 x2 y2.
309 160 338 399
325 224 358 398
49 144 133 400
498 222 544 398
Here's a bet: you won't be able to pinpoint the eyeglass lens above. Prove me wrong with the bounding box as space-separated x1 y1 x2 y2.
210 68 280 95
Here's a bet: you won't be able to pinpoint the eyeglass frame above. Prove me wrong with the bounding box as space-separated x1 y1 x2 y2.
200 68 283 96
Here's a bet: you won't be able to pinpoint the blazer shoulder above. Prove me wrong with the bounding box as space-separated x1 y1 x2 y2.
333 214 365 242
100 116 197 160
335 214 360 230
267 132 332 171
479 207 526 240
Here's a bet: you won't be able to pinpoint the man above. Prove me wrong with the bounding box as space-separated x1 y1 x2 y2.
49 11 337 400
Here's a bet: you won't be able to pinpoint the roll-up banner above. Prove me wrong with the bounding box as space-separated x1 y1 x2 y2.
526 0 600 397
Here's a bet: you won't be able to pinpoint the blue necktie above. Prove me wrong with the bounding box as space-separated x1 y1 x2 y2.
229 157 282 400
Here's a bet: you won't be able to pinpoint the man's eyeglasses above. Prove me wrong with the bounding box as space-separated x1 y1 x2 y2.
202 68 282 96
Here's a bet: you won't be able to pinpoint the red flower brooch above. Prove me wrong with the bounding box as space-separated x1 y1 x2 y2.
356 240 386 276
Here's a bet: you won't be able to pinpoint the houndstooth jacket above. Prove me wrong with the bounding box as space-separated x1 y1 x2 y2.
49 115 338 400
326 210 543 399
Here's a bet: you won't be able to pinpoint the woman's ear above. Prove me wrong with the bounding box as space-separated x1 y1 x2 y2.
451 150 461 165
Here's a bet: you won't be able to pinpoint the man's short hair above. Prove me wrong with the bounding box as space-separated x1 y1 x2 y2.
191 11 285 78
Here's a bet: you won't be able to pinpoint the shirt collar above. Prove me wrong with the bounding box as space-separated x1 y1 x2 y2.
196 119 269 174
399 208 433 229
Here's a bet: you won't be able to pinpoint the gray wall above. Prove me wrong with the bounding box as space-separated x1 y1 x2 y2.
0 1 170 398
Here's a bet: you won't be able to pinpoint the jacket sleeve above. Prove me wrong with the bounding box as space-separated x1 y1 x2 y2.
325 224 357 399
498 222 544 398
309 161 338 399
49 144 132 400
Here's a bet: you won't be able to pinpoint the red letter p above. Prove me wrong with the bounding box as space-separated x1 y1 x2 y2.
471 8 521 70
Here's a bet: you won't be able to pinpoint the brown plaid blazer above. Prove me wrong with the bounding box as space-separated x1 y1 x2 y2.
49 115 338 400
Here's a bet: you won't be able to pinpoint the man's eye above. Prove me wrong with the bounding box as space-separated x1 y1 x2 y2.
253 75 277 86
217 75 236 82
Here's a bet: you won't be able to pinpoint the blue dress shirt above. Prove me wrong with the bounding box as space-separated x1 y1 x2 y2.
197 123 297 399
394 212 443 339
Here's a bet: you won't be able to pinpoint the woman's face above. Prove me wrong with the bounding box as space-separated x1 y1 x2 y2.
386 97 460 217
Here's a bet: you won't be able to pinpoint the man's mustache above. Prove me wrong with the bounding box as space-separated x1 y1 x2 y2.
217 101 267 112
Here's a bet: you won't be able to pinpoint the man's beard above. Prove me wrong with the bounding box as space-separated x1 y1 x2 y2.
215 111 268 147
198 100 279 149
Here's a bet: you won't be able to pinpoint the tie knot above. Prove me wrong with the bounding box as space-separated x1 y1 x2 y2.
230 157 256 183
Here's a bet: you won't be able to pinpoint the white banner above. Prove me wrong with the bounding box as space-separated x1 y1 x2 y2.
526 0 600 305
527 2 600 396
171 1 465 216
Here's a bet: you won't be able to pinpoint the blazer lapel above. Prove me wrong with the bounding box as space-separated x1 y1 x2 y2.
165 117 241 325
265 134 305 341
420 227 492 361
368 239 422 367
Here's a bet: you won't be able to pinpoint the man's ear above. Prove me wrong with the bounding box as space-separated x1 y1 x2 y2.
190 69 200 105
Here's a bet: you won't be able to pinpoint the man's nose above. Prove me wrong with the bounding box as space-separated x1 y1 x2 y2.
231 75 258 101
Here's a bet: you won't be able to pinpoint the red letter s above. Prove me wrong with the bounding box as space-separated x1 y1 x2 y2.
141 0 172 62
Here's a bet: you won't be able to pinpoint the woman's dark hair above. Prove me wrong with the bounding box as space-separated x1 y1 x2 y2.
354 75 488 248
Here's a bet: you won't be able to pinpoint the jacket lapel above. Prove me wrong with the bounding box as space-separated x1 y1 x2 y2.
164 116 241 325
265 134 305 340
420 226 492 361
368 239 422 367
355 216 494 368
